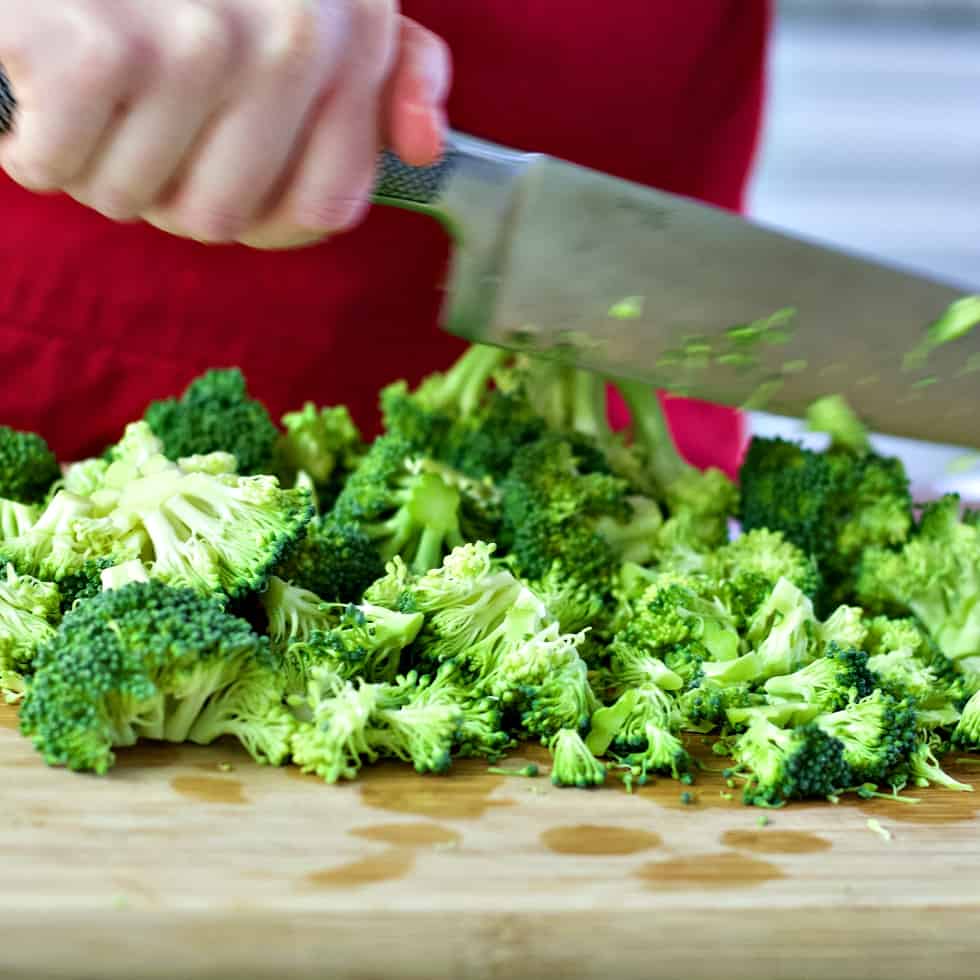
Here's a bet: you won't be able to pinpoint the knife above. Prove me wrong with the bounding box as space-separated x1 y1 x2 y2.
2 69 977 448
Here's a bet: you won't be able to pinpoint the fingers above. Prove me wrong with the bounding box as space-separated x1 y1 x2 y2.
0 3 139 191
383 17 451 167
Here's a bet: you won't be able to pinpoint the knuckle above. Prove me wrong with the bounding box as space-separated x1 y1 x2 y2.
166 4 234 82
258 1 322 77
68 18 131 94
180 199 248 243
347 0 398 81
3 153 68 192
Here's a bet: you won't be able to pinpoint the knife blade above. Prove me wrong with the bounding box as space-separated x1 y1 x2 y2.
2 70 976 448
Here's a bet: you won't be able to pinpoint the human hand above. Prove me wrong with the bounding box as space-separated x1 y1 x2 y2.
0 0 450 248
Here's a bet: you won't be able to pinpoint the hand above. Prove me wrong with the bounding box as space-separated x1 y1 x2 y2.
0 0 451 248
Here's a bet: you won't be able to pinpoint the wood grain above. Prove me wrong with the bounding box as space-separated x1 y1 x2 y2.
2 702 978 980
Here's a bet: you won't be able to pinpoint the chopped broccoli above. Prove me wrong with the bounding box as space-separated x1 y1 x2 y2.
549 728 607 787
144 368 279 475
275 402 363 490
0 424 60 504
952 691 980 749
903 733 974 792
763 644 876 712
0 499 40 542
19 581 289 773
0 564 61 700
814 690 918 784
732 716 851 806
260 576 337 649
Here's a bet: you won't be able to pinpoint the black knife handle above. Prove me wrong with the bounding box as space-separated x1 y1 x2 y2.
0 63 454 206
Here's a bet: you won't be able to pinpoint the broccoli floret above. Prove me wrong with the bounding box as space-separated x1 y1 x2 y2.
857 496 980 673
702 578 818 685
280 602 423 690
0 425 60 504
600 684 681 750
818 604 868 652
0 564 61 701
620 722 692 782
111 465 312 599
260 576 337 649
144 368 279 475
521 563 607 634
275 516 383 605
0 499 40 542
549 728 607 787
763 644 876 712
952 691 980 749
731 715 851 806
903 733 974 792
739 437 912 607
55 558 117 612
707 528 822 607
19 581 287 773
332 435 497 574
868 649 947 708
814 690 918 784
677 678 761 731
805 394 870 454
864 615 931 658
275 402 363 489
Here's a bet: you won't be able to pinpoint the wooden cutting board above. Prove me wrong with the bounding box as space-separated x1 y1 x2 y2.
2 700 978 980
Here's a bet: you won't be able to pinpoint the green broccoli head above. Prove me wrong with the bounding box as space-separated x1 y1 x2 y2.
732 716 851 806
857 495 980 666
902 733 974 792
763 644 876 714
814 690 918 784
952 691 980 750
275 402 364 488
739 437 912 607
19 581 283 773
549 728 607 787
275 516 383 605
0 425 60 504
0 564 62 700
144 368 279 475
678 678 761 732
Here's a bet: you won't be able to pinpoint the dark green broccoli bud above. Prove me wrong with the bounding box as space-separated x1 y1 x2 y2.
856 495 980 674
739 436 913 608
0 424 60 504
0 565 61 700
112 466 312 599
763 644 876 712
731 716 851 806
275 402 363 489
280 602 423 690
55 558 117 613
952 691 980 750
702 578 819 685
814 690 918 784
144 368 279 475
332 435 498 574
549 728 607 787
677 679 761 731
275 516 383 605
19 581 285 773
706 528 822 605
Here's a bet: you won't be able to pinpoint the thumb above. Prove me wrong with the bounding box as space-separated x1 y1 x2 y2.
381 17 451 167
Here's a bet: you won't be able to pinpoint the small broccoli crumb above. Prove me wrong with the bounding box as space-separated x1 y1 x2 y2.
680 791 695 805
866 818 892 842
488 763 539 778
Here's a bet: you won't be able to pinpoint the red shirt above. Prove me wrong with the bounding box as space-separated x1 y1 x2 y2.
0 1 770 472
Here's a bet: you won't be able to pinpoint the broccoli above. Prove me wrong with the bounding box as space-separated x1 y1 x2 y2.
110 463 312 599
678 678 761 732
731 715 851 806
705 529 823 606
0 424 60 504
275 402 363 490
818 604 869 653
332 435 498 574
762 644 876 713
903 733 974 792
549 728 607 787
739 436 913 607
274 516 383 605
260 576 337 649
0 565 62 700
952 691 980 749
620 722 692 782
144 368 279 475
702 578 819 685
0 499 40 542
857 495 980 674
814 690 918 784
279 602 423 690
100 560 151 591
61 458 111 499
19 581 291 773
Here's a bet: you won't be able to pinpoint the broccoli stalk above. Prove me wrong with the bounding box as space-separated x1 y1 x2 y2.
549 728 607 787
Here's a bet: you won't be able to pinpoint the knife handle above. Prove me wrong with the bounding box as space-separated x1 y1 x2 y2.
0 63 455 207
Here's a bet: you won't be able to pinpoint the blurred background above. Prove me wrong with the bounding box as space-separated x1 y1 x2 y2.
745 0 980 501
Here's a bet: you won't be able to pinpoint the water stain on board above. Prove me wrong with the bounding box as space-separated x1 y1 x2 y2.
721 829 831 854
306 848 415 890
636 851 784 890
352 823 461 849
357 761 516 820
170 775 247 805
541 824 662 856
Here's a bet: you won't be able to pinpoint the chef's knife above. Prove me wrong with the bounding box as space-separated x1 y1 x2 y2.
2 69 977 448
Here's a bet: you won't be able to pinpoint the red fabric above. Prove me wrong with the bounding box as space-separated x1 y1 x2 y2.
0 0 770 472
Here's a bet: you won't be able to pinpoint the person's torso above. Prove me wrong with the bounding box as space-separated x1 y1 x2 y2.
0 0 769 464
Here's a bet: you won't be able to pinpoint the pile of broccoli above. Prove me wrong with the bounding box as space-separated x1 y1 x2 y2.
0 351 977 807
